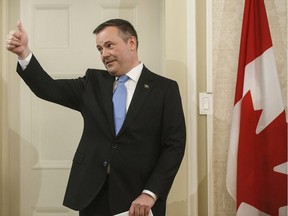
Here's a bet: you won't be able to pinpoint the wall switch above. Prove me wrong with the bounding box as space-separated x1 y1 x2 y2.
199 92 213 115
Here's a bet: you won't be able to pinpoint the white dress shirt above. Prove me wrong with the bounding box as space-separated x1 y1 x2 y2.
114 62 142 111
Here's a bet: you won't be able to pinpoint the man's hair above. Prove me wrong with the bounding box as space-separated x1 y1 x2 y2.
93 19 139 49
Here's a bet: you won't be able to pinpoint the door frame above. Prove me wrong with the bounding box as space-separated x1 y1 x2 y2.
1 0 20 215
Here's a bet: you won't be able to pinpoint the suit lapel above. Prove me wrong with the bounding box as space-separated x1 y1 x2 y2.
98 72 115 135
118 67 155 135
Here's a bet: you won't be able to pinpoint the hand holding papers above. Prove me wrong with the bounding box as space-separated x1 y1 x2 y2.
114 210 153 216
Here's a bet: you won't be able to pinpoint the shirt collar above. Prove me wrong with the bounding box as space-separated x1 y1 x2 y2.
116 62 143 82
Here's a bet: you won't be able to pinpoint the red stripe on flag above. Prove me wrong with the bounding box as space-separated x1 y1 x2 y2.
234 0 272 104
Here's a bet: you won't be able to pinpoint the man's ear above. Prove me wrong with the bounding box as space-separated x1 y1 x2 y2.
128 36 137 51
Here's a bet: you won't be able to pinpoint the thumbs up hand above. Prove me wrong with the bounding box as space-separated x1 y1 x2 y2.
6 21 31 59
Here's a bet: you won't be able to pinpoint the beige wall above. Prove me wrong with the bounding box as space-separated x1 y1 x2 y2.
196 0 209 215
0 0 3 213
1 0 19 214
212 0 287 216
165 0 210 215
165 0 189 215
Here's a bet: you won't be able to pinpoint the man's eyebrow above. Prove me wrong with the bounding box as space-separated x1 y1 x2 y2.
104 40 114 45
97 40 114 47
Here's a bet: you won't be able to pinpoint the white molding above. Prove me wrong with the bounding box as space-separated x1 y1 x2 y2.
206 0 214 215
32 161 72 170
98 0 139 8
32 206 70 215
187 0 198 215
32 5 72 49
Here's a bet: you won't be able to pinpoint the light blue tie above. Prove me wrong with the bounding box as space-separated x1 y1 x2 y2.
113 75 129 135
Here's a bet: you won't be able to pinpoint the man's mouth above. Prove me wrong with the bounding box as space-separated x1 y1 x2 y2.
105 59 115 66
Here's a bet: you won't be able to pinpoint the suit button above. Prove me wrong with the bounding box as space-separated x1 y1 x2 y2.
103 161 108 167
112 143 118 148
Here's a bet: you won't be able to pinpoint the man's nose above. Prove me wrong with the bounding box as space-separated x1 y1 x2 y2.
101 48 110 58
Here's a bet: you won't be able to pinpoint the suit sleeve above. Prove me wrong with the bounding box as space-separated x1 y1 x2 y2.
16 55 86 111
145 80 186 200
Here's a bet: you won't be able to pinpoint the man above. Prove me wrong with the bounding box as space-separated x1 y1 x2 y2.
6 19 186 216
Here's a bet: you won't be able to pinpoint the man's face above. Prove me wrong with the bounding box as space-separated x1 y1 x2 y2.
96 26 136 77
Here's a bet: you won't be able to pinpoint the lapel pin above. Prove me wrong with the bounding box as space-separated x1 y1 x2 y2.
144 84 149 89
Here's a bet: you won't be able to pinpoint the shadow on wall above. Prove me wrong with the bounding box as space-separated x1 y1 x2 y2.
164 60 188 101
8 129 41 215
167 199 187 216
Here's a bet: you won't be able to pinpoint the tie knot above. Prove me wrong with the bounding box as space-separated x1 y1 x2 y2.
118 75 129 83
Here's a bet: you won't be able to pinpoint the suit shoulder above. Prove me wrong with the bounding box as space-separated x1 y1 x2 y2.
86 68 109 77
85 68 114 80
144 67 178 86
79 69 113 85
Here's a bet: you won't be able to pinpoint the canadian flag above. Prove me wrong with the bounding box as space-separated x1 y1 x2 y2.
226 0 288 215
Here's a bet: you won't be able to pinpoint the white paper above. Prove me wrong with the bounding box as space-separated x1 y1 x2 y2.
114 210 153 216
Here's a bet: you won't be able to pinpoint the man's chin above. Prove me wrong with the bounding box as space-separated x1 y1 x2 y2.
105 65 120 76
107 70 117 76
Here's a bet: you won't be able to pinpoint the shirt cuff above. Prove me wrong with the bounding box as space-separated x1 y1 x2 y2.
142 190 158 201
18 52 32 70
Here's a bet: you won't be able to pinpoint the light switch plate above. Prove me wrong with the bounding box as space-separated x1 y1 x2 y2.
199 92 213 115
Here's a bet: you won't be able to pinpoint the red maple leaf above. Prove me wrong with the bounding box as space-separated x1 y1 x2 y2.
237 91 287 215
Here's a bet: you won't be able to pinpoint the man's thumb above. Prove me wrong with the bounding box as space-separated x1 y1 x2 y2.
17 20 24 33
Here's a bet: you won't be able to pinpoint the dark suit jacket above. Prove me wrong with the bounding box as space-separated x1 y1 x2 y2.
17 55 186 216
